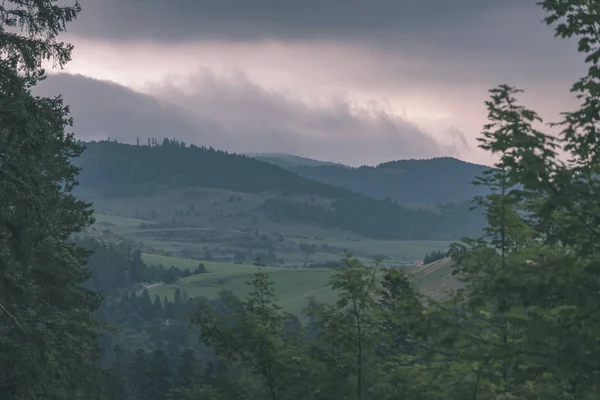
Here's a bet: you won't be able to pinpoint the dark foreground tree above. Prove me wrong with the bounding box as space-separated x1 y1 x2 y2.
0 1 104 398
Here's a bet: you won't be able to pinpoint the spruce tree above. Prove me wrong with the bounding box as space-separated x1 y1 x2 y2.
147 349 172 400
177 348 200 390
0 1 106 398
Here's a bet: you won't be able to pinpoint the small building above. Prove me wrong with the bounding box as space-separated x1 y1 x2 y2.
413 259 424 266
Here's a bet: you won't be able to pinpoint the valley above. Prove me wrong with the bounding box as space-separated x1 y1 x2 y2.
78 140 470 313
76 139 484 273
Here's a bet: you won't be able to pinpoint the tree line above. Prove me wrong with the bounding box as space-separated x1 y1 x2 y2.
74 139 351 199
262 197 483 240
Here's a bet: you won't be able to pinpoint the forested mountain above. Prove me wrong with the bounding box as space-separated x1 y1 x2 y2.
248 152 347 169
74 139 485 240
75 140 350 199
285 157 491 204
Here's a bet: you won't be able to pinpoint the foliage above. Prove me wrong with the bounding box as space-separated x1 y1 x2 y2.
0 0 107 398
423 249 446 264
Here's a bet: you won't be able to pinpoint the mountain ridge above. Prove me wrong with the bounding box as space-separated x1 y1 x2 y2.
73 139 485 241
247 153 492 204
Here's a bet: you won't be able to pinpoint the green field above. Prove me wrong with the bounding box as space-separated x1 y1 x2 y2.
141 253 335 315
140 252 458 315
89 188 453 268
86 187 458 314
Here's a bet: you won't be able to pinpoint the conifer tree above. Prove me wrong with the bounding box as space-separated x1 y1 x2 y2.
153 294 164 319
147 349 172 400
140 288 153 320
129 349 151 400
0 1 107 398
177 348 200 390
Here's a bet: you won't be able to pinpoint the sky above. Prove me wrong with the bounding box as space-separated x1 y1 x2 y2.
36 0 587 166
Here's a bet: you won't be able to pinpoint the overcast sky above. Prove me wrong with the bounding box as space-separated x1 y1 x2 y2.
38 0 587 166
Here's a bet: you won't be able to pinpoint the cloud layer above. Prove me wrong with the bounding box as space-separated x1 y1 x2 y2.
34 72 465 165
45 0 589 165
72 0 529 44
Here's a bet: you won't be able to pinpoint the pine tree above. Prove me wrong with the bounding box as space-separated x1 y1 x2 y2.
140 288 153 320
128 349 151 400
177 348 200 390
130 249 147 284
108 345 128 400
174 287 183 313
0 1 107 398
153 294 164 319
147 349 172 400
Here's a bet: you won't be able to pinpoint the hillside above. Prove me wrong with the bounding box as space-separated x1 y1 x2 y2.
140 253 459 315
76 140 350 199
248 152 349 169
284 157 491 204
74 140 485 246
412 257 462 301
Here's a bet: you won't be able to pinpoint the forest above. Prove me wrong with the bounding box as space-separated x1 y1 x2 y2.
285 157 490 204
2 1 600 399
75 140 485 241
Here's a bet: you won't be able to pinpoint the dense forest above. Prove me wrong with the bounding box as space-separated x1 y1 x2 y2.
286 157 491 204
74 139 350 199
3 1 600 400
261 197 482 240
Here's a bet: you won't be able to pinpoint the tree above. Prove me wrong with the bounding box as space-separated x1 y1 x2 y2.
176 348 200 390
107 345 128 400
306 255 382 400
140 289 153 320
128 349 151 400
147 349 172 400
195 263 207 274
407 2 600 397
153 294 164 319
163 268 178 284
190 272 304 400
0 1 107 398
130 249 147 284
423 250 446 265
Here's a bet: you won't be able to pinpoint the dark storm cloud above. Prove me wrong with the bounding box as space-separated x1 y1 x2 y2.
70 0 535 45
32 73 463 165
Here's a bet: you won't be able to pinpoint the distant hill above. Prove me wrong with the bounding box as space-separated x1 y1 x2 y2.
247 152 349 169
76 140 349 199
278 157 492 204
73 139 485 241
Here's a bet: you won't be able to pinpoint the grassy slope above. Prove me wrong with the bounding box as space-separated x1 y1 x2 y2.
90 187 452 267
143 252 460 315
142 253 336 316
412 258 462 301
